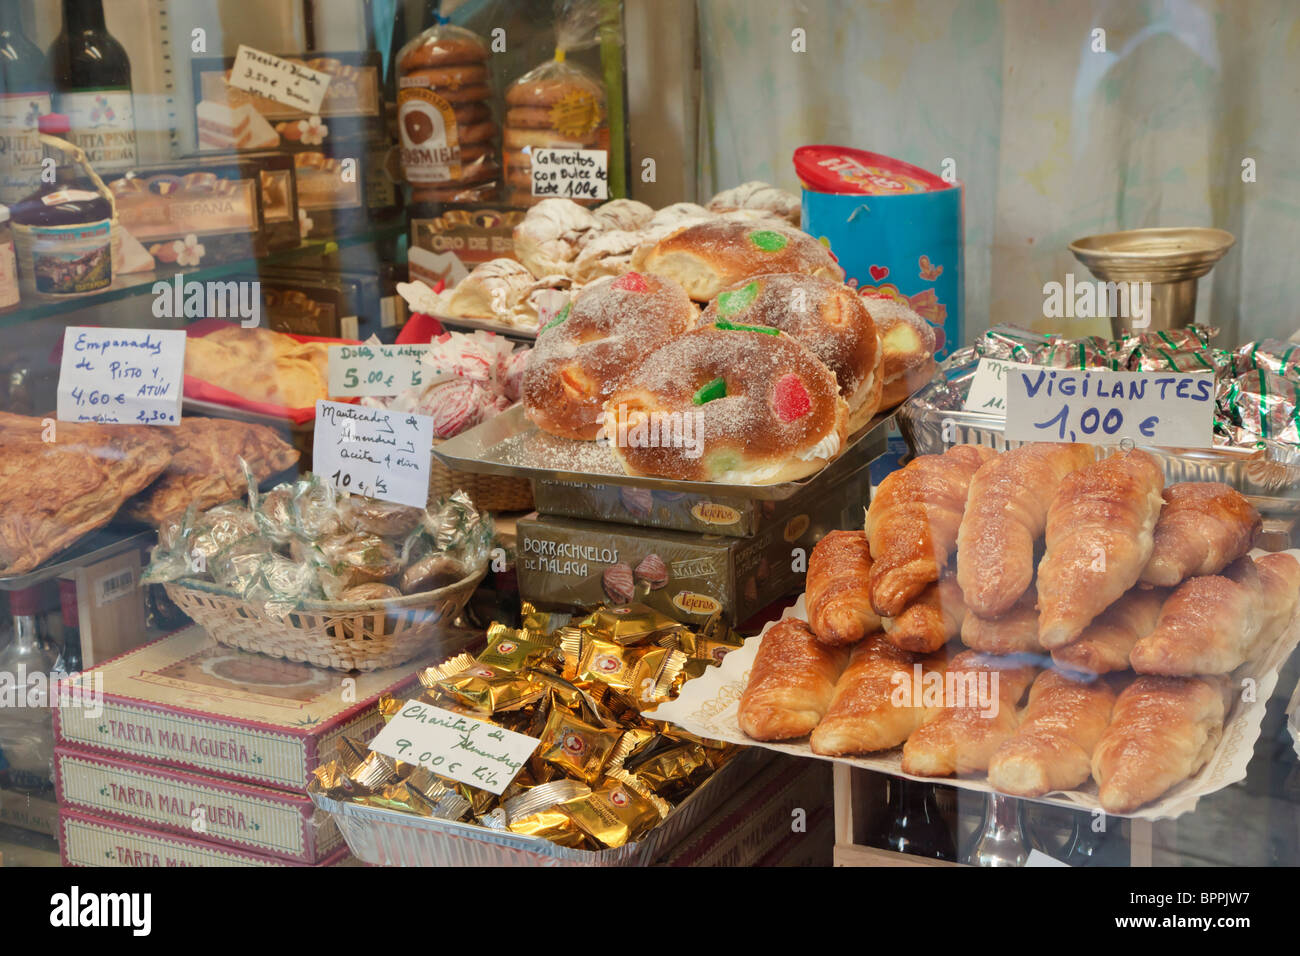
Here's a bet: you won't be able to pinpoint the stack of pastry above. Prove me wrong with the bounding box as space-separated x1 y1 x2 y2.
503 73 606 208
739 442 1300 812
184 325 334 410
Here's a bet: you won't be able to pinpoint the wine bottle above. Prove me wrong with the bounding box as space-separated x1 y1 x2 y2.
878 777 958 861
57 579 83 674
0 4 51 201
49 0 137 171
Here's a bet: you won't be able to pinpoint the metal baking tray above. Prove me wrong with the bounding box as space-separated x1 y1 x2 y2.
899 383 1300 514
432 313 538 342
310 746 765 867
181 397 312 433
434 404 897 501
0 528 155 591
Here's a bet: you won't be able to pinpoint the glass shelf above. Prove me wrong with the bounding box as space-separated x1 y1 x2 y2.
0 223 405 328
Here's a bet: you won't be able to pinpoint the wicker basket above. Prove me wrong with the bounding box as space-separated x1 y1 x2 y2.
162 567 487 672
429 439 533 512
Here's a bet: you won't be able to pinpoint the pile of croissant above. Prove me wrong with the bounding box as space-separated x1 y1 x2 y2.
739 443 1300 813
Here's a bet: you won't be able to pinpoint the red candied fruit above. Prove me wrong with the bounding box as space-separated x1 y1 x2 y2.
773 374 811 422
612 271 650 292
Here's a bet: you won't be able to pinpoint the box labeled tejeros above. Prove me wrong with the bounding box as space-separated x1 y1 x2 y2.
53 627 426 790
54 748 341 864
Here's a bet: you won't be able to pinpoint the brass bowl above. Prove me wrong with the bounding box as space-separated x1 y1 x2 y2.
1068 226 1235 335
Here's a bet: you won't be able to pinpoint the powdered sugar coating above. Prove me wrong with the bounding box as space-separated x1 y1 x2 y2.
589 198 655 236
513 199 601 277
707 180 802 225
604 325 847 483
860 294 936 378
522 272 697 440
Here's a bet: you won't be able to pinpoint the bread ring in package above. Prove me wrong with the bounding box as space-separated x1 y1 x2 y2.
396 19 499 200
504 0 613 208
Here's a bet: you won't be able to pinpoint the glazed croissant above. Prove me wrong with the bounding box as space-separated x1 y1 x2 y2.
806 530 881 647
738 619 848 741
865 444 995 617
1091 675 1227 813
881 574 967 653
987 670 1117 797
809 635 949 756
1130 553 1300 675
1036 450 1165 649
961 584 1041 655
1051 587 1168 675
956 442 1095 617
1140 482 1260 587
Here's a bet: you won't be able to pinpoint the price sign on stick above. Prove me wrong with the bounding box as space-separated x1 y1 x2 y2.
962 357 1018 413
229 45 331 114
368 699 540 795
327 344 436 397
531 148 608 200
312 400 433 507
57 327 185 425
1004 364 1214 448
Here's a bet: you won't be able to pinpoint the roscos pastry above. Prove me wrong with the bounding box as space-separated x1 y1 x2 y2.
444 258 546 324
862 294 938 407
1140 482 1261 586
0 413 172 575
1091 675 1227 813
738 618 848 741
863 444 996 617
706 180 802 226
127 417 299 527
645 202 711 232
1036 450 1165 649
570 229 643 284
588 198 655 234
522 271 697 440
697 273 883 431
805 530 881 647
988 670 1118 797
601 322 848 483
955 442 1096 618
512 199 600 277
632 219 843 302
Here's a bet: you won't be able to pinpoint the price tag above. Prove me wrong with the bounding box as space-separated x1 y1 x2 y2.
57 327 185 426
1005 364 1214 448
962 357 1018 413
327 344 436 397
368 699 539 795
312 400 433 507
531 148 608 200
229 45 331 114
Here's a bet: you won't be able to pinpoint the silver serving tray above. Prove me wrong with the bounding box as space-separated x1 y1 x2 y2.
0 528 156 591
899 389 1300 513
434 403 897 501
310 747 765 867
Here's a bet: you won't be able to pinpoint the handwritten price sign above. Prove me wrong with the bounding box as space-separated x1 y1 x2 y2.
229 45 330 114
312 400 433 507
327 343 435 397
531 148 608 200
57 327 185 426
368 699 540 795
1005 364 1214 448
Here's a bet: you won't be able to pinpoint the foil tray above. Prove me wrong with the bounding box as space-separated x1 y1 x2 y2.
310 747 765 867
898 388 1300 514
432 313 538 342
434 403 897 502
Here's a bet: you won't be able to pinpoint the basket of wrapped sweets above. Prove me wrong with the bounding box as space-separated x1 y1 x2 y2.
900 324 1300 511
145 476 493 671
361 329 535 512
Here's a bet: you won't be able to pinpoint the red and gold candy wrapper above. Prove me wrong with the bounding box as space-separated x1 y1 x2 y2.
560 777 665 848
579 604 685 646
537 708 622 784
479 621 555 671
435 662 548 714
625 743 712 800
520 601 571 641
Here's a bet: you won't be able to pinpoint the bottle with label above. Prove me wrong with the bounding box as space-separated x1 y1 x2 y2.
0 586 59 792
9 114 114 296
0 4 51 202
49 0 137 172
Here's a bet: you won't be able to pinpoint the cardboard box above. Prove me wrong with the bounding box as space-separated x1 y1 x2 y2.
410 207 525 287
517 465 871 625
657 754 834 867
54 627 428 790
54 748 341 864
59 809 350 867
294 145 402 241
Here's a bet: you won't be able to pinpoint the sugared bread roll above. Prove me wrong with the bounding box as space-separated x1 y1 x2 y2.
522 272 696 440
698 273 882 431
632 219 844 302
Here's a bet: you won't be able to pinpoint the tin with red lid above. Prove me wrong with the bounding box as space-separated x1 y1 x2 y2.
794 145 963 359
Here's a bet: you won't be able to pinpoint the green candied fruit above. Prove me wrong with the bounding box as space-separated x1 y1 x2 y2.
715 280 760 317
748 229 789 252
707 448 740 475
713 319 779 335
692 376 727 405
541 302 571 333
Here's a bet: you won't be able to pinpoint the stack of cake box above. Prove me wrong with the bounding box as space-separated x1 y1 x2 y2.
52 626 431 867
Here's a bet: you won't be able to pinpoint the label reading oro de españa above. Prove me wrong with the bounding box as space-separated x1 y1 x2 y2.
1004 364 1214 448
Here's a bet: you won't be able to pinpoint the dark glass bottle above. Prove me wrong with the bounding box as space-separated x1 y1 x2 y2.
0 4 51 201
879 778 958 861
57 579 83 674
49 0 137 171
